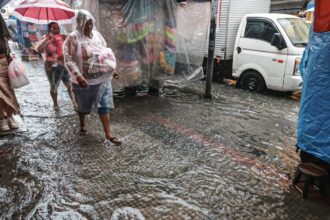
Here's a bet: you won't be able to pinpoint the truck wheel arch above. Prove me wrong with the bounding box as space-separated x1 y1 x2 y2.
238 69 267 93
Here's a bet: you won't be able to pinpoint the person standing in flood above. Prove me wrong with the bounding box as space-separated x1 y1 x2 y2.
0 14 20 131
63 10 122 145
37 22 76 111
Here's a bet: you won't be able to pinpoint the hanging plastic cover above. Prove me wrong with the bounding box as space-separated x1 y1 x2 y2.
297 24 330 164
76 0 210 89
175 0 211 81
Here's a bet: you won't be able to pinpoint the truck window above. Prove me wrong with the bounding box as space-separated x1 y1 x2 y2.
278 18 309 47
244 19 278 43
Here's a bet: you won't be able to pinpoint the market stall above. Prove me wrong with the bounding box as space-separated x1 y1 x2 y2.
71 0 211 90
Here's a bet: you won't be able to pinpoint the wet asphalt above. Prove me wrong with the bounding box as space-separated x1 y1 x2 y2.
0 58 330 219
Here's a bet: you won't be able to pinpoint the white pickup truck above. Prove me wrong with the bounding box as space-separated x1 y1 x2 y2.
233 13 308 92
205 0 309 92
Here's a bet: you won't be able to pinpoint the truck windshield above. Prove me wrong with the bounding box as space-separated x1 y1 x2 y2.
278 18 309 47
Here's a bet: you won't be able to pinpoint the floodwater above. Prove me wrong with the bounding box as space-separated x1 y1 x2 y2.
0 58 329 219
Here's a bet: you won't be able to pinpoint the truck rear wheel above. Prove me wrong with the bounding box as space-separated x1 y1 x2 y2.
241 71 266 93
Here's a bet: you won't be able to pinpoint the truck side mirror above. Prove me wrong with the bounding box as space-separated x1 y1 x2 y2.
271 33 286 50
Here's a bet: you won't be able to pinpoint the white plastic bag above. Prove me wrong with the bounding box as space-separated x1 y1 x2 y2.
8 58 30 89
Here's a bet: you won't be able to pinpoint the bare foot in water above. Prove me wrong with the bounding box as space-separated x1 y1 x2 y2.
54 105 59 112
106 136 122 146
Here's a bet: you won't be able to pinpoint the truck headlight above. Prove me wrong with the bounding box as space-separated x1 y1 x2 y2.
293 58 301 75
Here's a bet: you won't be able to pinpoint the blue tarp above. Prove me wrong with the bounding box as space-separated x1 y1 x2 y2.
0 0 11 8
298 24 330 164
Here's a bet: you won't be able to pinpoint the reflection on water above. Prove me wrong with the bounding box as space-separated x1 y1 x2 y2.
1 60 328 219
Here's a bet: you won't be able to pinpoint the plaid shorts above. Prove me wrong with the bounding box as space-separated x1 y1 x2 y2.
72 82 112 114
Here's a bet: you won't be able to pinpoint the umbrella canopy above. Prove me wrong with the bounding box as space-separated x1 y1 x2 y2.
11 0 75 24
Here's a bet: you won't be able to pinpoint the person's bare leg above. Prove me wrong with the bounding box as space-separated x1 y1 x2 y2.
99 113 121 145
64 82 77 111
78 112 86 135
99 113 111 138
50 89 59 111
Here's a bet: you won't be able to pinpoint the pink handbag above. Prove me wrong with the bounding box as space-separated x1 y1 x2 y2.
8 58 30 89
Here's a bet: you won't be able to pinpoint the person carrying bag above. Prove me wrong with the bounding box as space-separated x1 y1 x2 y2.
7 55 30 89
0 14 21 132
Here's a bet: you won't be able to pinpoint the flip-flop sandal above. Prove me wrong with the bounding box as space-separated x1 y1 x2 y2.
80 127 87 136
108 137 122 146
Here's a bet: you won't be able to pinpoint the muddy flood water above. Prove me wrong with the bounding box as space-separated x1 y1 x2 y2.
1 59 330 219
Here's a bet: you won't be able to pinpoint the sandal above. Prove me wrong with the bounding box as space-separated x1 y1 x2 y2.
107 137 122 146
80 127 87 136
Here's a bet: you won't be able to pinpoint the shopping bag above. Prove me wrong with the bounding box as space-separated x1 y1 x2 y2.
8 58 30 89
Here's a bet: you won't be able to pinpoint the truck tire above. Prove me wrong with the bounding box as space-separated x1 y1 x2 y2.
241 71 266 93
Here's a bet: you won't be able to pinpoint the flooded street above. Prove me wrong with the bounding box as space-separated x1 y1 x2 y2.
0 59 329 219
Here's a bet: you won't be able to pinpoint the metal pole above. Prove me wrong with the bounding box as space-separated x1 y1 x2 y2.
205 0 219 99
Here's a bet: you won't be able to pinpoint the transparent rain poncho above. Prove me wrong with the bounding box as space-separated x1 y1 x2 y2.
63 9 116 110
63 10 116 86
71 0 211 89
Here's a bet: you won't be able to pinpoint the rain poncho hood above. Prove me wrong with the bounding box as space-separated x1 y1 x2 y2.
297 24 330 164
75 9 96 37
64 9 116 85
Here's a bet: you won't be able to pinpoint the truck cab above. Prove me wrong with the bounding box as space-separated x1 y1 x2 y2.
232 14 309 92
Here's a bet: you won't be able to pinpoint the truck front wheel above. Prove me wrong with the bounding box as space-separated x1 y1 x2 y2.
240 71 266 93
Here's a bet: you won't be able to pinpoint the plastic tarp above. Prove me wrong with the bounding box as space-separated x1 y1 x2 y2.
70 0 210 89
298 24 330 164
176 1 210 81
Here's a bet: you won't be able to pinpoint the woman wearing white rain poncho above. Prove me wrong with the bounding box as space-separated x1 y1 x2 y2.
64 10 122 145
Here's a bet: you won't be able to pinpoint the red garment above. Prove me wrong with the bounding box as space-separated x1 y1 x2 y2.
46 34 65 62
53 34 65 60
314 0 330 33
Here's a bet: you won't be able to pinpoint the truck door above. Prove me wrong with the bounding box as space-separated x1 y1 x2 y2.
236 18 288 89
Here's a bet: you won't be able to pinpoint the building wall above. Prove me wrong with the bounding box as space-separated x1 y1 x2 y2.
271 0 308 14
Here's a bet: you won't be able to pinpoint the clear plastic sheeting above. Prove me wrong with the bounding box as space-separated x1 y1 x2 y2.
176 1 210 81
297 25 330 164
67 0 210 89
